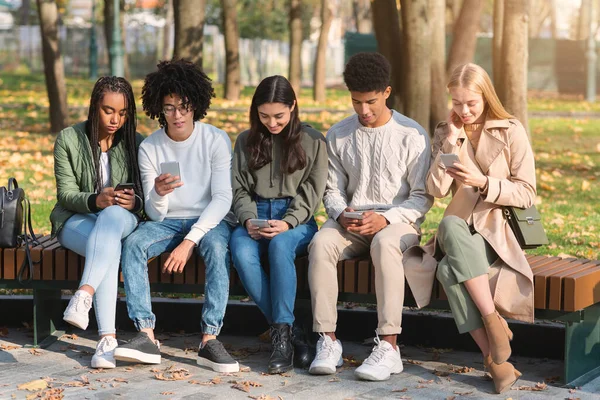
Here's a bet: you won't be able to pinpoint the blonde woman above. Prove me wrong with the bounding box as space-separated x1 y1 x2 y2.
405 63 536 394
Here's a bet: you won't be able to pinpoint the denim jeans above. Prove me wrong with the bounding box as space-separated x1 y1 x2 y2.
230 197 318 325
58 205 139 336
120 219 233 335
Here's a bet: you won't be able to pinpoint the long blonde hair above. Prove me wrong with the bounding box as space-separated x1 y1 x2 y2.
447 63 514 120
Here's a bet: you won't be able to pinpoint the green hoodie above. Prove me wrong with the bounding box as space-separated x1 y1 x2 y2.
50 121 145 237
232 125 328 228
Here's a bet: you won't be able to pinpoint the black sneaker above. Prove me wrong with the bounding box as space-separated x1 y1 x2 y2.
113 332 161 364
197 339 239 373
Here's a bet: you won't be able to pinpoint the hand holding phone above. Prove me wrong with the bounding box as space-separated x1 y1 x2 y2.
440 153 461 169
160 162 181 183
156 161 183 196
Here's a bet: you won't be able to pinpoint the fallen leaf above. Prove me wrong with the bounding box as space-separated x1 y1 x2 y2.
453 390 473 395
160 392 175 395
153 365 192 381
405 359 422 365
328 377 341 382
392 388 408 392
17 379 48 391
28 348 44 356
516 382 547 391
0 343 20 350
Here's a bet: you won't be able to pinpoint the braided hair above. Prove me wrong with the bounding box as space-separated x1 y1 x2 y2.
141 59 215 128
86 76 142 198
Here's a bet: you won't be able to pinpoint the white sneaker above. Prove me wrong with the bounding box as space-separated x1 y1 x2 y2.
91 336 118 369
354 335 403 381
63 290 93 330
308 334 343 375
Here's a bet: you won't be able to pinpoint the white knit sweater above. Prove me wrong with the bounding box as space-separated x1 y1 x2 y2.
138 121 233 245
323 110 433 228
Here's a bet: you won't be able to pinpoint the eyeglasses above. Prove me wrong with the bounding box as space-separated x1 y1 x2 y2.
162 104 193 116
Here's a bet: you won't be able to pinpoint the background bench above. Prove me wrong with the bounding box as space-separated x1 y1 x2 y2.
1 237 600 385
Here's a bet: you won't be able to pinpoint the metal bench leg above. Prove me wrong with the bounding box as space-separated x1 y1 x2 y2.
32 289 65 348
564 303 600 386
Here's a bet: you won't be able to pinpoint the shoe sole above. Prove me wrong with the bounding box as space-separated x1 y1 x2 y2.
309 357 343 375
63 314 88 330
91 357 116 369
197 357 240 373
354 365 403 381
114 348 161 364
268 363 293 374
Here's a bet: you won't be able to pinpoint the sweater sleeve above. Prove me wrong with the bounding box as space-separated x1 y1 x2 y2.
322 130 349 221
139 142 169 221
232 132 258 225
382 133 434 225
282 133 328 227
185 132 233 244
54 129 96 214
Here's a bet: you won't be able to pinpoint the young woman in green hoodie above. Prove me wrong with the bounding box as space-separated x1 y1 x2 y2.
230 75 328 374
50 76 144 368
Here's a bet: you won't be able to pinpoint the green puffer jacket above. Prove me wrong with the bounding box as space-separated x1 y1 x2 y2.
50 121 145 238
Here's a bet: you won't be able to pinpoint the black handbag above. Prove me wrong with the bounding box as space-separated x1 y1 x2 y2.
503 205 548 249
0 178 25 248
0 178 39 283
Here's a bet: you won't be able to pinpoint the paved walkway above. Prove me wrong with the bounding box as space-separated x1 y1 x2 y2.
1 328 598 400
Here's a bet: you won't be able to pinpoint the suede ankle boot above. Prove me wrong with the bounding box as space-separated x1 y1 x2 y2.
482 311 513 364
484 354 521 394
268 323 294 374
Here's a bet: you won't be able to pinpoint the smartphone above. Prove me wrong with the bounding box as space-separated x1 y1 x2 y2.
440 153 461 168
343 211 365 220
249 219 271 228
115 182 134 191
160 161 181 183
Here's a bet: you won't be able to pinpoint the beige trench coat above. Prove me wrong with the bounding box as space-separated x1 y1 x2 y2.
403 118 537 322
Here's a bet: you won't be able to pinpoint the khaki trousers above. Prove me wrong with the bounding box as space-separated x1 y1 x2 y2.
308 219 419 335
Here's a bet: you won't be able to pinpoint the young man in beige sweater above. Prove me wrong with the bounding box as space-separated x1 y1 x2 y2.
307 52 433 381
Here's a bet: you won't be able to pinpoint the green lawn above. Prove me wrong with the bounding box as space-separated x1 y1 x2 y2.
1 73 599 260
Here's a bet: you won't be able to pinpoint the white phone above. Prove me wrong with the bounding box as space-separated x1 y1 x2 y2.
249 219 271 228
160 161 181 183
440 153 461 168
343 211 365 220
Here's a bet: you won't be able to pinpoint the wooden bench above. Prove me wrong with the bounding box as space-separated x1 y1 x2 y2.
1 237 600 385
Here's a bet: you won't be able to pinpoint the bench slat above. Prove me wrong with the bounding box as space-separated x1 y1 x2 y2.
548 260 600 310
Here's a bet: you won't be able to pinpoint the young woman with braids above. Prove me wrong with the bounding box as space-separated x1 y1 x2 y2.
230 75 328 373
51 76 144 368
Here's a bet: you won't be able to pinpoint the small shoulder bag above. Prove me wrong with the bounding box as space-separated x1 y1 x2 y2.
503 205 548 249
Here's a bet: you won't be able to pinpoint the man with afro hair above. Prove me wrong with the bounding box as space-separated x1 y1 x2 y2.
115 59 239 373
307 52 433 381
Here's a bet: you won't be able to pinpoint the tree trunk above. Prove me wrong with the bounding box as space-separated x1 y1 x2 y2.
446 0 483 76
401 0 431 130
289 0 302 95
430 0 446 134
173 0 205 66
550 0 558 39
501 0 529 136
37 0 68 133
352 0 372 33
103 0 127 77
221 0 240 100
371 0 403 111
162 0 173 60
493 0 504 96
577 0 592 40
528 0 551 38
313 0 333 102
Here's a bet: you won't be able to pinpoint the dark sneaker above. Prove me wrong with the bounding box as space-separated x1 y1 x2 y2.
113 332 161 364
197 339 239 373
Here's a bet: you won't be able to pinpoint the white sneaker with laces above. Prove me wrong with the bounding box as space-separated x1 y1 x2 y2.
308 334 343 375
354 335 403 381
91 336 118 369
63 290 93 330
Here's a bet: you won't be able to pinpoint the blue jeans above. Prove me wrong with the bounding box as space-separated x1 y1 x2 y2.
120 219 233 335
230 197 318 325
58 205 139 336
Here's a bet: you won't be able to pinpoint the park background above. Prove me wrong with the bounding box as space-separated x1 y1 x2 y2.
0 0 598 262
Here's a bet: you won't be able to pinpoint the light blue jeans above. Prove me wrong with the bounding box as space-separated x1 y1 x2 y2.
57 205 139 336
230 197 318 325
120 219 233 335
